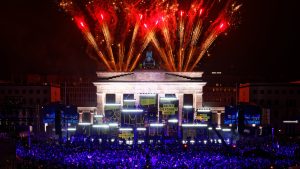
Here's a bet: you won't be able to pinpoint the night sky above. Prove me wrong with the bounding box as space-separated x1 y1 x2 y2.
0 0 299 81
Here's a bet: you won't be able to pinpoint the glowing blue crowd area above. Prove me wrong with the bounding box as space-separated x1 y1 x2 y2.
16 136 300 169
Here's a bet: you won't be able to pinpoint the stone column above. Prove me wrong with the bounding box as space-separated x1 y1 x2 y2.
217 111 221 128
157 93 164 122
134 93 140 108
90 110 94 124
194 93 203 119
176 93 184 126
116 93 122 104
97 93 105 116
79 112 83 123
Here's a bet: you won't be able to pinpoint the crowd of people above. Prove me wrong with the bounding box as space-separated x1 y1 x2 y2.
16 136 300 169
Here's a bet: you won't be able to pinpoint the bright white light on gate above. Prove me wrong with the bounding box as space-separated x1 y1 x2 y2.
123 99 136 102
78 122 92 126
108 123 118 127
67 128 76 131
252 124 256 127
150 123 164 127
119 128 133 131
183 105 193 109
182 124 207 127
168 119 178 123
121 109 143 113
137 127 146 131
92 124 109 128
208 127 213 130
197 109 210 113
94 114 103 118
216 127 222 130
222 128 231 132
160 97 178 101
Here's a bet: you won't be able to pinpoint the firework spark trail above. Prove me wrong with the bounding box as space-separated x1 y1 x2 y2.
150 33 173 71
60 0 241 72
125 21 140 71
178 11 185 71
161 21 176 71
101 22 117 71
189 29 219 71
86 32 113 71
74 17 113 71
183 19 203 71
118 43 125 71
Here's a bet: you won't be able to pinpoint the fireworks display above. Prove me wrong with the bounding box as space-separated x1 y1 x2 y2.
59 0 242 72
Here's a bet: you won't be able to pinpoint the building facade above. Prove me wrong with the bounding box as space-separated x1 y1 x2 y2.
0 84 60 132
239 82 300 135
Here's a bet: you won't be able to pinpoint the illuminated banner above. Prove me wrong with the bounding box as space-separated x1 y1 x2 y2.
161 104 178 115
195 113 210 122
140 96 156 106
123 101 135 107
118 132 134 139
195 111 211 124
159 98 179 120
105 105 120 111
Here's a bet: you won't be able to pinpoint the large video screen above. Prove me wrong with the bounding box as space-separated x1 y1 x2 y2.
224 105 261 125
243 105 261 125
224 106 238 125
